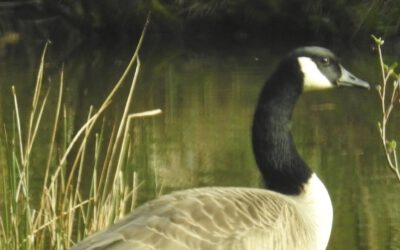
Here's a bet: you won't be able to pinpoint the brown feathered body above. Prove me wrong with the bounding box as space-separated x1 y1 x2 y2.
72 187 318 250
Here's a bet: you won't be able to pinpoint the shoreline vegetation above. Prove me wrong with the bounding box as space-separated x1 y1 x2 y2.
0 17 162 249
373 35 400 182
0 0 399 46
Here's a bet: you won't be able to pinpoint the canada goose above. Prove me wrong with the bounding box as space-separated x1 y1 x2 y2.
71 46 369 250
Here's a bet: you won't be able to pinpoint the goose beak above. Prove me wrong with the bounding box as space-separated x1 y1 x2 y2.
337 66 370 89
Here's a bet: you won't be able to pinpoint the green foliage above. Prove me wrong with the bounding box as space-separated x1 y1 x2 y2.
3 0 400 42
387 140 397 153
371 34 384 46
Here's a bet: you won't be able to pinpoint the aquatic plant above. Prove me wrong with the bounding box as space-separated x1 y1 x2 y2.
0 18 161 249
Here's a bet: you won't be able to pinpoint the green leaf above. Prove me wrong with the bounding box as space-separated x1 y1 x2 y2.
384 64 388 71
371 35 384 46
387 140 397 153
387 63 398 76
389 62 398 71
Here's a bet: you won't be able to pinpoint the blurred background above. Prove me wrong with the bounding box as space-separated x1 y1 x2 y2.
1 0 400 53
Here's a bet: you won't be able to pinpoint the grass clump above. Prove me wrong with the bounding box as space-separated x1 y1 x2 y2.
0 18 161 249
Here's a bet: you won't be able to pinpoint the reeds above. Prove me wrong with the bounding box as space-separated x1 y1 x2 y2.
0 18 161 249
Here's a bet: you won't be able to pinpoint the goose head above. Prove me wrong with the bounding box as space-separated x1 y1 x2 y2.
291 46 370 91
253 46 370 195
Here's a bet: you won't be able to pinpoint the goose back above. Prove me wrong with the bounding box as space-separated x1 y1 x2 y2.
72 187 317 250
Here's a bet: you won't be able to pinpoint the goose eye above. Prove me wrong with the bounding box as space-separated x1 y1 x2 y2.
320 57 330 66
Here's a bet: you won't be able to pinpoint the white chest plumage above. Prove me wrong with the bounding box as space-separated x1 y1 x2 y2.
292 173 333 250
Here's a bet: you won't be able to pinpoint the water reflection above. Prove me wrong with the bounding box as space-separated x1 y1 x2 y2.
1 41 399 250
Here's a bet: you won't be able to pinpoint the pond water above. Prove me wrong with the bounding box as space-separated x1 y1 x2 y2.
1 38 399 249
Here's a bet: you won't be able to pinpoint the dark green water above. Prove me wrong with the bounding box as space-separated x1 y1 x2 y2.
1 41 399 249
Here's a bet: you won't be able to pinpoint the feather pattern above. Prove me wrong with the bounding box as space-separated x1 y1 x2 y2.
72 187 317 250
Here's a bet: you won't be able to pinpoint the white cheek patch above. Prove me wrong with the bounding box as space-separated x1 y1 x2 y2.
298 57 334 90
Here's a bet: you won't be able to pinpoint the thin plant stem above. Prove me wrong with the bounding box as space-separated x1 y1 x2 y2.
374 37 400 181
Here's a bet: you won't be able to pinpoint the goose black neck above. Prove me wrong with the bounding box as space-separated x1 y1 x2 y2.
252 60 312 195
